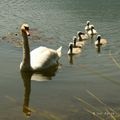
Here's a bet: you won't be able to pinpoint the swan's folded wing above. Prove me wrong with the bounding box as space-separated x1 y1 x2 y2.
30 46 59 70
56 46 62 57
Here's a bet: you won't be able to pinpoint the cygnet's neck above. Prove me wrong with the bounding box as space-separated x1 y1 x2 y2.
78 35 82 41
73 40 76 47
69 45 73 54
98 39 101 44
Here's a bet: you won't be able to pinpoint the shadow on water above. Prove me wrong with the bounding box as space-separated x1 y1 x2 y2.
20 65 59 117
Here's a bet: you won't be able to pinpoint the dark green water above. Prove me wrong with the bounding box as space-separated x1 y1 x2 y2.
0 0 120 119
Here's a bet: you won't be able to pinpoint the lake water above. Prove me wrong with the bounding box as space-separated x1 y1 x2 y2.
0 0 120 119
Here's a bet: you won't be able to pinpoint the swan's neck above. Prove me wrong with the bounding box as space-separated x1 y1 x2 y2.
21 31 31 70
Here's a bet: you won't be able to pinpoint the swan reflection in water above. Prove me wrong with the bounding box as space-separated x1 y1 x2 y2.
20 65 59 117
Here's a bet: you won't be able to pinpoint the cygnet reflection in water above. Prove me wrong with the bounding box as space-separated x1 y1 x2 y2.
96 45 101 54
68 55 74 65
20 65 59 117
68 53 81 65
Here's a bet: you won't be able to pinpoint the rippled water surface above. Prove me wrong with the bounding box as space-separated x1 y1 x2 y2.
0 0 120 119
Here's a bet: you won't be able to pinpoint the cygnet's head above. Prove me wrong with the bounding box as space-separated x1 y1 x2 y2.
69 42 73 48
77 31 83 36
21 24 30 36
73 36 77 46
90 25 95 29
97 35 101 40
86 21 90 25
73 36 77 41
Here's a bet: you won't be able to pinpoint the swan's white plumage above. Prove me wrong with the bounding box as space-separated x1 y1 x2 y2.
30 46 62 70
20 24 62 71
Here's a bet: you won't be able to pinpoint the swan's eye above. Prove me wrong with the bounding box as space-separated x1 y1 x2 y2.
25 27 29 31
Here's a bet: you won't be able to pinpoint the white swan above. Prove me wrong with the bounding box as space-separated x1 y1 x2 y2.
67 42 82 55
95 35 108 47
87 25 97 35
20 24 62 71
77 31 89 41
73 36 85 48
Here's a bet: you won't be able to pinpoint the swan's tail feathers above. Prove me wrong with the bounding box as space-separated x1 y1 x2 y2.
57 46 62 57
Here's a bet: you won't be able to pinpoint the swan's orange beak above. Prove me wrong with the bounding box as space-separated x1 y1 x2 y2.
26 30 30 36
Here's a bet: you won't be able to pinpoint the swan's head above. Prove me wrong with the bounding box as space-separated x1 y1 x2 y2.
21 24 30 36
97 35 101 41
86 21 90 25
